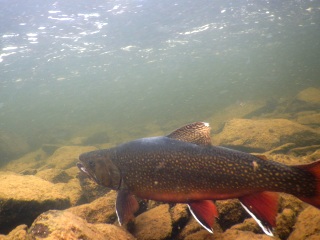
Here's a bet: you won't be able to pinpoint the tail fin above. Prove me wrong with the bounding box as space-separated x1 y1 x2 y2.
294 159 320 208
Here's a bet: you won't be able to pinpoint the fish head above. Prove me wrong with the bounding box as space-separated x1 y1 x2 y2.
77 151 121 190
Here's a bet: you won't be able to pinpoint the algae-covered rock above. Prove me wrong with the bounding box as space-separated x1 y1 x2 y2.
133 204 172 240
55 178 85 206
216 199 246 231
295 111 320 126
0 225 28 240
288 206 320 240
36 168 72 183
212 118 320 152
43 146 97 170
67 190 117 224
77 170 110 202
216 228 276 240
207 100 268 132
28 210 135 240
2 149 48 173
0 172 70 234
296 87 320 104
170 204 189 232
275 208 296 239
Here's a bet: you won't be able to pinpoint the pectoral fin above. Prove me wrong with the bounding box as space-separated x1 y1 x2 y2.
116 190 139 225
188 200 218 233
239 191 279 236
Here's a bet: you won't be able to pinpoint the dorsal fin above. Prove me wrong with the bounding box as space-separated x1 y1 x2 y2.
253 154 269 161
167 122 212 146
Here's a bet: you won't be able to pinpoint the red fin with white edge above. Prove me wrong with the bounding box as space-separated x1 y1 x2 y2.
116 190 139 225
239 191 279 236
294 159 320 208
188 200 218 233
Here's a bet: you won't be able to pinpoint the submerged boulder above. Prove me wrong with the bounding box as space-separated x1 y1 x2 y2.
67 190 117 224
133 204 172 240
0 172 70 234
212 118 320 152
43 146 97 170
296 87 320 104
27 210 135 240
288 206 320 240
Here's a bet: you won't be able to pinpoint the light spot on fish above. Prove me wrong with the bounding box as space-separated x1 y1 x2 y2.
252 161 259 172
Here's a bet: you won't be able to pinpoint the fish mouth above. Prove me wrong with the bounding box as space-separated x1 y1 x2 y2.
77 162 100 184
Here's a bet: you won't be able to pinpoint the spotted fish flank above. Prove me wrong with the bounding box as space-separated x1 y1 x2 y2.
77 122 320 236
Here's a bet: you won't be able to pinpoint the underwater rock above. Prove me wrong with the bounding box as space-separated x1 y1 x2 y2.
0 131 30 166
274 87 320 115
288 206 320 240
212 118 320 152
170 204 189 232
77 170 110 202
133 204 172 240
229 218 261 234
41 144 61 155
36 168 72 183
55 178 86 206
296 87 320 104
216 199 247 231
275 208 296 239
67 190 117 224
1 149 48 173
0 224 28 240
216 228 275 240
43 146 97 170
295 111 320 127
0 172 70 234
183 229 214 240
28 210 135 240
177 217 205 240
207 100 267 132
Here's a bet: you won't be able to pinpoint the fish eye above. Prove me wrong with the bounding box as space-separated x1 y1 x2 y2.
88 160 95 168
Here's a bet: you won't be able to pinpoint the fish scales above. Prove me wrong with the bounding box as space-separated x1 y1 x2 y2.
112 136 315 199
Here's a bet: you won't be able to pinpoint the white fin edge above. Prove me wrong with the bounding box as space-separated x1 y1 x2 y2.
187 204 214 234
115 203 122 226
240 202 274 236
202 122 210 127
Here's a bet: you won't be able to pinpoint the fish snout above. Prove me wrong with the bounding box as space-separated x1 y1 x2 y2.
77 162 100 184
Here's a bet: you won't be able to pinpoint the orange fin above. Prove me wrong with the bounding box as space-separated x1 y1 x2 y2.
167 122 212 146
188 200 218 233
294 159 320 208
239 191 279 236
116 190 139 225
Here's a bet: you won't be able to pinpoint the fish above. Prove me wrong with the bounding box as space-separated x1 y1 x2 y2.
77 122 320 236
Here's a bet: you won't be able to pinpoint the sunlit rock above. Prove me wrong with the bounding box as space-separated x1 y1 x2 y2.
297 87 320 104
67 190 117 224
212 118 320 152
27 210 135 240
288 206 320 240
133 204 172 240
0 172 70 234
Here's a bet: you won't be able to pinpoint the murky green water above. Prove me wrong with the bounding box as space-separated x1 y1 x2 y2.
1 0 320 162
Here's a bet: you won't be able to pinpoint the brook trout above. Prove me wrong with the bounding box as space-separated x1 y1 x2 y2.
77 122 320 236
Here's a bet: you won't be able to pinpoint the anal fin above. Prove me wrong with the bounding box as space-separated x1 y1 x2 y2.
239 191 279 236
188 200 218 233
116 190 139 225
